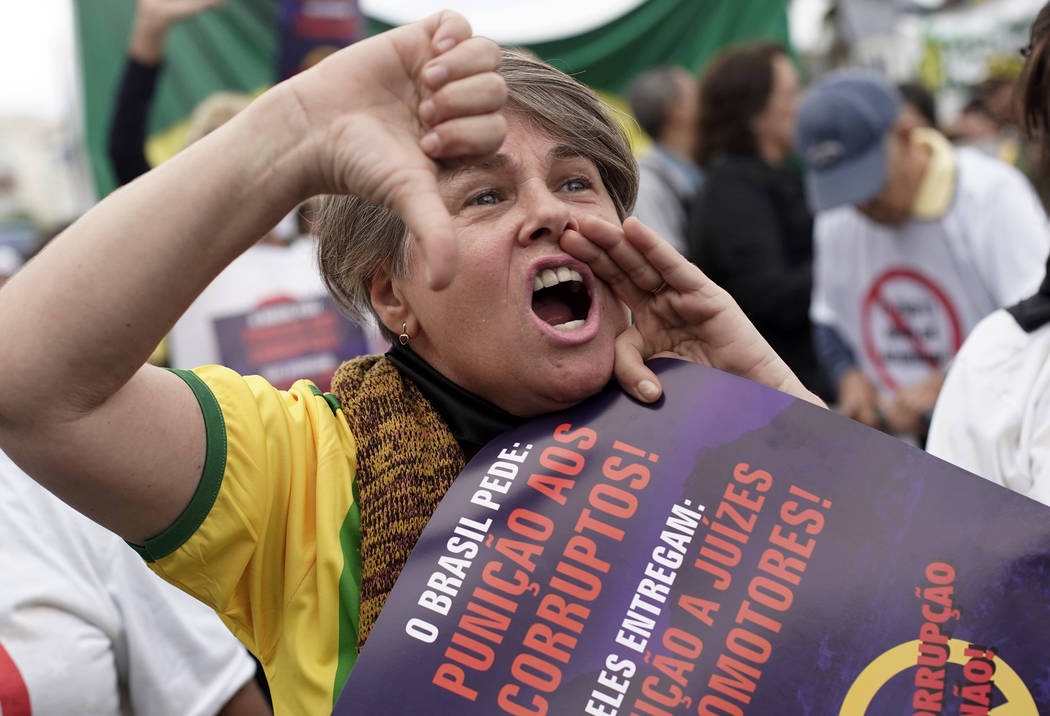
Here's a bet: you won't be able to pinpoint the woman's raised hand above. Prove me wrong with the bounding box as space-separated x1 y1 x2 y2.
284 10 506 289
561 216 826 408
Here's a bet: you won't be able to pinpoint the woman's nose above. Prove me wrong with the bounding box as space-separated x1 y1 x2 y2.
517 182 574 246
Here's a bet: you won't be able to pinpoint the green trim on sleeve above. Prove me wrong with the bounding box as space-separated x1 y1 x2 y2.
332 481 362 707
127 368 228 562
308 384 342 415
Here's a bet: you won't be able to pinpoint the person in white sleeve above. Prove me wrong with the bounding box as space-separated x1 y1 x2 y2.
0 448 269 715
926 0 1050 502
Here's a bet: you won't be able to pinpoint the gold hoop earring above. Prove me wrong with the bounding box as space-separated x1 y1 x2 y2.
398 322 410 346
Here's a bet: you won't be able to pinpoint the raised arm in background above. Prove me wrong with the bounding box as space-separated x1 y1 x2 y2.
108 0 222 185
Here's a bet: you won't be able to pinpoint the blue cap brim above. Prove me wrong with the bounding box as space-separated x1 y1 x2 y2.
803 135 889 213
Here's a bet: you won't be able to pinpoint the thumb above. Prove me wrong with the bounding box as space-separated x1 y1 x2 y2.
390 171 458 289
613 327 663 403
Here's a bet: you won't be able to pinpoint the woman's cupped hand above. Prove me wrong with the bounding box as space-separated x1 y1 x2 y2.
561 216 827 409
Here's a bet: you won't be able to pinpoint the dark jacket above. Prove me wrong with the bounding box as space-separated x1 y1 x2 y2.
686 154 829 400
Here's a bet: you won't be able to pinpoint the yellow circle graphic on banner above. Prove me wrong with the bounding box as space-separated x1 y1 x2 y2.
839 638 1037 715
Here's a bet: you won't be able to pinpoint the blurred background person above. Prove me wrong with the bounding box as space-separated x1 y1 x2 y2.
897 80 938 130
107 0 381 387
797 69 1049 444
977 74 1021 137
106 0 224 185
948 96 1003 154
686 42 830 401
926 1 1050 505
627 65 703 255
0 449 269 715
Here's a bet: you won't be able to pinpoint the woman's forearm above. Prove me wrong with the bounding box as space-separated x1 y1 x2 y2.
0 84 310 426
0 10 504 541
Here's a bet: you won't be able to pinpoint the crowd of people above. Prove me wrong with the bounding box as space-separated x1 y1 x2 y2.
630 32 1050 448
3 1 1050 714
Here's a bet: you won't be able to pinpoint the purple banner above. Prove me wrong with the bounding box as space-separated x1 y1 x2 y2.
213 294 369 391
277 0 364 80
336 358 1049 715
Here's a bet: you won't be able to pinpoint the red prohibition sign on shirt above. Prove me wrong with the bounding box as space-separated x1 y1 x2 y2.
861 267 963 393
0 642 31 716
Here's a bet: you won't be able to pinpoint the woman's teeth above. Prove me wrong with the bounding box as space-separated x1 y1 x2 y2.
533 267 583 291
554 319 585 331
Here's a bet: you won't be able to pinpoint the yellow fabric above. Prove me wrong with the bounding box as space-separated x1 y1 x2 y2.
147 335 168 366
148 365 358 716
911 128 957 220
144 85 270 167
597 89 650 155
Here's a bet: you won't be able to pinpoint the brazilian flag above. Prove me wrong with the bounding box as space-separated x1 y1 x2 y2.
76 0 790 198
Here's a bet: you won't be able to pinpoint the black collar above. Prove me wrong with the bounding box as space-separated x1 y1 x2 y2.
1007 257 1050 332
385 344 524 453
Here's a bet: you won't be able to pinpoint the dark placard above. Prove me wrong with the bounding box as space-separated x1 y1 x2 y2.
336 359 1047 715
213 294 368 391
277 0 364 80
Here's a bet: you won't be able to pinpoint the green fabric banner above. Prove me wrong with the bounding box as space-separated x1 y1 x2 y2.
75 0 278 197
77 0 789 197
368 0 791 94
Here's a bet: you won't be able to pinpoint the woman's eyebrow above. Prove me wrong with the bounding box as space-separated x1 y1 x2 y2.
439 153 516 183
549 144 587 162
554 143 596 164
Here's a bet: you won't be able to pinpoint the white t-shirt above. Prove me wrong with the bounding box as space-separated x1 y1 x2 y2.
0 451 256 716
169 237 382 389
811 145 1049 396
926 309 1050 505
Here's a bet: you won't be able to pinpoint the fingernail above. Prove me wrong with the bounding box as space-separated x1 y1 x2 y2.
419 99 436 124
638 380 659 402
420 133 440 154
436 37 455 52
423 63 447 87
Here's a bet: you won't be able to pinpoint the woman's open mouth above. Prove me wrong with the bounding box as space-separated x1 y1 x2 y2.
528 258 598 342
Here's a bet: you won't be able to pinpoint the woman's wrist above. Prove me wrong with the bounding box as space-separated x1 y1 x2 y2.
239 81 327 204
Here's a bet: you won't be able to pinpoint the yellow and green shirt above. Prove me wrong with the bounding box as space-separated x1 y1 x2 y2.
130 365 362 715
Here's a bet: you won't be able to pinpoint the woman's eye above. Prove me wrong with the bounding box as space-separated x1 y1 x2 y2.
468 190 501 206
563 177 591 192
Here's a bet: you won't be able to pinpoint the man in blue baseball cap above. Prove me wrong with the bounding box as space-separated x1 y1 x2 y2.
796 69 1049 443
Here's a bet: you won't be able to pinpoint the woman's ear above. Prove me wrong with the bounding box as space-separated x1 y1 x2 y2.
369 267 414 337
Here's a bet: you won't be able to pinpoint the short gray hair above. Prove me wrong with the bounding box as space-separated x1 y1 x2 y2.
316 47 638 343
627 66 686 141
